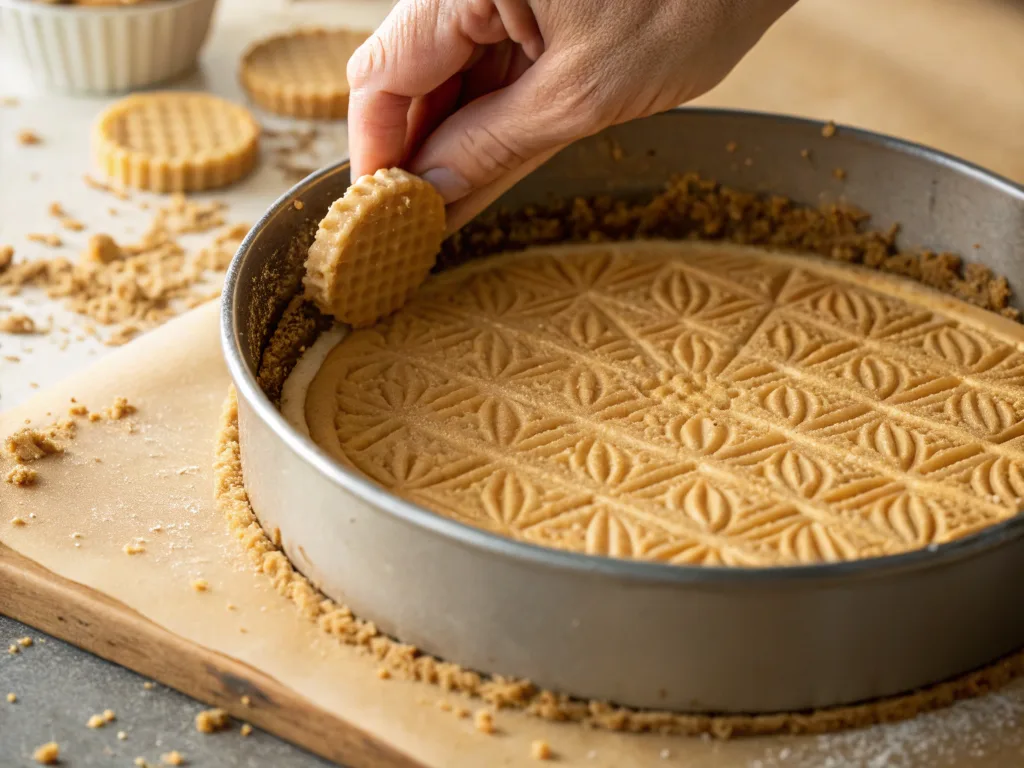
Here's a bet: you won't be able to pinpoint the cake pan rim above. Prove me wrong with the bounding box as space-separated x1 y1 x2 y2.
222 106 1024 588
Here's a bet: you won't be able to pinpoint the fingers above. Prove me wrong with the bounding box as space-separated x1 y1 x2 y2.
347 0 479 179
410 56 599 203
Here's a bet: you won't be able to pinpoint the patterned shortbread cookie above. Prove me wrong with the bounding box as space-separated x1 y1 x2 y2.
240 28 369 119
93 92 260 193
306 240 1024 566
304 168 446 328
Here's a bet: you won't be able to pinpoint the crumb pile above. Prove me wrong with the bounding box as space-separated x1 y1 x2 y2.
441 173 1017 319
0 197 248 345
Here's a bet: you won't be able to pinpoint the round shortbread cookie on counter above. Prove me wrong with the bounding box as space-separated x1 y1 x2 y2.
304 167 446 328
92 92 260 193
239 27 369 119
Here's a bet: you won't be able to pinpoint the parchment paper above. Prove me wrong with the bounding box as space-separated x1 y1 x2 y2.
2 0 1024 764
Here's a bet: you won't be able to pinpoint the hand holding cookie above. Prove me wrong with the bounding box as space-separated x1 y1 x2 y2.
346 0 796 228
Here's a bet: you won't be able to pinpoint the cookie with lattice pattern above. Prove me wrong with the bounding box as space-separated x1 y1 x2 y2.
92 92 260 193
304 168 446 328
240 28 369 119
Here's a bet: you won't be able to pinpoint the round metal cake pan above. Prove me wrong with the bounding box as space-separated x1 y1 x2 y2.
222 108 1024 714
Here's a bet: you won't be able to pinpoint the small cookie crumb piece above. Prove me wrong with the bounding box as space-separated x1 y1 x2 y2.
821 121 837 138
725 141 737 153
69 405 89 417
0 245 13 272
118 731 128 741
18 130 41 146
17 637 32 648
161 751 185 766
800 148 811 159
8 644 19 655
33 742 59 765
102 709 116 722
240 723 253 737
833 167 847 180
123 541 146 556
84 233 124 264
87 713 106 728
134 758 148 768
531 740 553 760
4 425 65 462
240 695 251 707
27 233 62 248
106 396 137 420
376 667 391 680
195 708 231 733
6 692 16 703
293 200 304 210
6 465 37 486
0 313 37 334
473 709 495 734
143 682 155 690
10 517 26 527
190 579 209 593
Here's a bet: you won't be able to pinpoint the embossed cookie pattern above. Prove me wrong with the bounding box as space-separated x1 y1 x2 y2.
305 241 1024 566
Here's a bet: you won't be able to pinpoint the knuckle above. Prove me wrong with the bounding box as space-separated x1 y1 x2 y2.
347 33 387 88
458 124 528 177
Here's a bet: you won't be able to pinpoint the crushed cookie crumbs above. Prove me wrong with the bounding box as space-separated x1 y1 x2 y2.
17 130 41 146
87 714 106 728
191 578 210 592
833 167 847 180
800 148 811 159
134 758 148 768
0 245 12 271
103 708 116 722
6 692 16 703
27 233 62 248
0 196 248 345
10 517 27 527
6 465 37 486
32 742 59 765
4 421 72 462
473 709 495 734
240 695 251 707
531 740 553 760
161 750 185 766
8 644 18 654
118 731 128 740
17 637 32 648
143 682 155 690
376 667 391 680
293 200 304 210
106 396 136 420
195 708 231 733
123 540 146 556
0 313 38 334
821 121 837 138
240 723 253 737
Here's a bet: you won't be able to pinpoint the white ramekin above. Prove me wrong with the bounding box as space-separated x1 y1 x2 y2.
0 0 218 94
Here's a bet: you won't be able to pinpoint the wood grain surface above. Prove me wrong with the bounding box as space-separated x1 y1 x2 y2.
0 543 422 768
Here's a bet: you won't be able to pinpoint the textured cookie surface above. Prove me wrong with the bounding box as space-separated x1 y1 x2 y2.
93 92 260 193
240 28 368 119
305 240 1024 566
304 168 446 328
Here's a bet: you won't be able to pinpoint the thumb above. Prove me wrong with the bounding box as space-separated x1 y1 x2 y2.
410 58 596 205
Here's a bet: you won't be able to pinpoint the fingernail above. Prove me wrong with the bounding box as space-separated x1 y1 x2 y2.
420 168 471 204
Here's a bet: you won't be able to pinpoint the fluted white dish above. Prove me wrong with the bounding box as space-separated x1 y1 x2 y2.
0 0 218 94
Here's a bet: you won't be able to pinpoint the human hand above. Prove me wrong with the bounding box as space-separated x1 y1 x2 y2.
347 0 796 228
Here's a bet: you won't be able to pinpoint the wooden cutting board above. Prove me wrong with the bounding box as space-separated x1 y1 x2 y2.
2 1 1023 766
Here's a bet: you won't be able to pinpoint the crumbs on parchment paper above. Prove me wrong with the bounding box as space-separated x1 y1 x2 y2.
0 194 248 346
17 130 41 146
